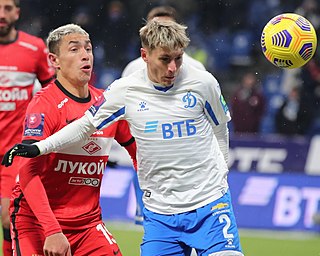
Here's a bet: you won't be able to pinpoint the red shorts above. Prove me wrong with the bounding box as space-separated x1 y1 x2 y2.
0 156 19 198
12 218 122 256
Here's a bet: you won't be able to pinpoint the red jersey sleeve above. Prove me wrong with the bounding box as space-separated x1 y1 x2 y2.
114 120 137 170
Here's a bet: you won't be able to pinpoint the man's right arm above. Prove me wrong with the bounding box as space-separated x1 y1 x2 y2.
1 115 96 166
115 120 137 170
19 155 62 236
19 154 71 255
35 115 96 155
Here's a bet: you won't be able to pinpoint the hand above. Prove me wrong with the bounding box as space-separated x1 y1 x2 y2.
43 232 71 256
1 143 40 167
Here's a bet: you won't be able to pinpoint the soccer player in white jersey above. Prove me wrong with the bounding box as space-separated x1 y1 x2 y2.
122 5 206 229
2 19 244 256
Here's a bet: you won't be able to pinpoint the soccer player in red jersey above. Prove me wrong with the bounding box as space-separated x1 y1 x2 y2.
0 0 55 255
8 23 136 255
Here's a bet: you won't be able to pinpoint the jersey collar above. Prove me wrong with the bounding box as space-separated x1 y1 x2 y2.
55 80 92 103
153 84 174 92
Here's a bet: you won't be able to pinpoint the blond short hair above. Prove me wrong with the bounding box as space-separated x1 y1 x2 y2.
47 24 89 55
139 19 190 51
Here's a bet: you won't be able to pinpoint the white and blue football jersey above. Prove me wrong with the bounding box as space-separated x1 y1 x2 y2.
86 63 231 214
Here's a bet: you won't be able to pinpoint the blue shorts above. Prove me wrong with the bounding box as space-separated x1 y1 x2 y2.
141 190 244 256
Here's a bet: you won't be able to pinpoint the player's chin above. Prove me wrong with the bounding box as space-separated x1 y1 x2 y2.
163 77 175 86
78 74 91 84
0 26 9 36
80 70 92 78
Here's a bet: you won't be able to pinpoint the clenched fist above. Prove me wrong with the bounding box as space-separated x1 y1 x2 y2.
1 143 40 167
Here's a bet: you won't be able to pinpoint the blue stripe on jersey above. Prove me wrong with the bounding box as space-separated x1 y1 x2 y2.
205 101 219 125
96 107 125 130
144 121 158 133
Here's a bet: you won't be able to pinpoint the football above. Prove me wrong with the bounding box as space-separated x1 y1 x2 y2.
261 13 317 69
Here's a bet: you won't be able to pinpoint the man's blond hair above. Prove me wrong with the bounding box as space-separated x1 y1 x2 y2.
139 19 190 51
47 24 89 55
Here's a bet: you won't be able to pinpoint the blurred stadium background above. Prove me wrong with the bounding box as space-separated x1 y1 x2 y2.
6 0 320 255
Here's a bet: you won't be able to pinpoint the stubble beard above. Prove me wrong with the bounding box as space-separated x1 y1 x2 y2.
0 22 15 37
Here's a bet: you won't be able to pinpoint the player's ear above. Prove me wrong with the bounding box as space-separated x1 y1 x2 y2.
48 53 60 69
15 7 20 20
141 48 148 63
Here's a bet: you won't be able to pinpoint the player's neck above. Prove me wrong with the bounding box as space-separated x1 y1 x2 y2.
0 29 17 44
56 77 89 98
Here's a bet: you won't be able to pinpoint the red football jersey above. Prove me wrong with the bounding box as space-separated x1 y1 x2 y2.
11 80 136 236
0 31 55 155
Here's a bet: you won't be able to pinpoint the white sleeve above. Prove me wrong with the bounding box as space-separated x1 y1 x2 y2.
121 57 145 77
212 123 229 164
203 74 231 127
35 115 96 155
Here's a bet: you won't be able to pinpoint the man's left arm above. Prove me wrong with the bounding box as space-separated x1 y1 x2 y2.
203 74 231 164
212 123 229 164
114 120 137 170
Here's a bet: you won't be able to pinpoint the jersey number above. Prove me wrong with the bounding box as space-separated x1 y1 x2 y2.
96 223 116 245
219 214 234 239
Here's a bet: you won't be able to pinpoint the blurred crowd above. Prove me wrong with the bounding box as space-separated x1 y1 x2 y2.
17 0 320 137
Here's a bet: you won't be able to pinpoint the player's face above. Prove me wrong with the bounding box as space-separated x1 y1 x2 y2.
142 46 183 86
0 0 20 38
51 33 93 87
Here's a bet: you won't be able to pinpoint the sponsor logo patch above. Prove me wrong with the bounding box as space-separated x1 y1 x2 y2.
220 95 229 114
89 95 106 116
82 141 102 155
69 177 100 187
24 113 44 136
211 202 229 211
182 91 196 108
137 101 149 112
